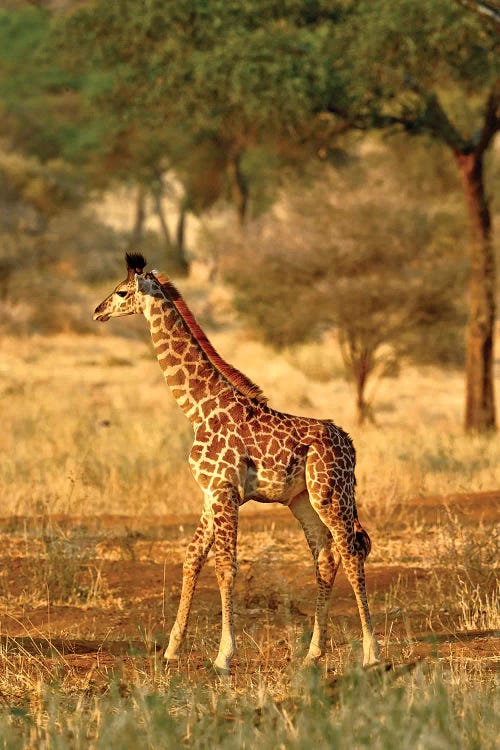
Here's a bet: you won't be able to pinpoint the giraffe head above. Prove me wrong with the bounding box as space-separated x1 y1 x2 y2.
93 253 154 322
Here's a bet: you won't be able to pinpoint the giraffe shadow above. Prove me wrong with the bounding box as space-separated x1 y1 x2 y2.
0 635 161 658
413 629 499 644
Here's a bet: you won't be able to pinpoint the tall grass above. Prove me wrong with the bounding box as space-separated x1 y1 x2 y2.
0 663 496 749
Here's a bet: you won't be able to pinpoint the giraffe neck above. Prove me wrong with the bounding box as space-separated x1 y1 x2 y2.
143 294 240 424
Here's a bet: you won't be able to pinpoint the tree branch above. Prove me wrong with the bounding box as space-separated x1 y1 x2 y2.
454 0 500 26
327 92 468 151
325 102 412 134
420 91 471 150
474 79 500 156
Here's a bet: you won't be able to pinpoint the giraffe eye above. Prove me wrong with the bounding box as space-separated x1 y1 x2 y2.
116 291 127 298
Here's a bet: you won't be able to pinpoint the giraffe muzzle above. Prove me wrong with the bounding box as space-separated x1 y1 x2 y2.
93 309 110 322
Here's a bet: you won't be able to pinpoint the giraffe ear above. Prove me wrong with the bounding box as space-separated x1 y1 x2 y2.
152 270 169 285
125 252 147 277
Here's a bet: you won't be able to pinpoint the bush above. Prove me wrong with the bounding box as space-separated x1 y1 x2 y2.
217 151 466 423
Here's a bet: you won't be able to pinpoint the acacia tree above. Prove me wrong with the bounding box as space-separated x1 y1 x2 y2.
330 0 499 432
48 0 497 429
86 122 192 272
49 0 341 225
0 4 96 283
0 3 191 271
221 161 466 425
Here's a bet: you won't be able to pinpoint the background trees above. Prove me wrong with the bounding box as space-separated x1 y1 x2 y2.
48 1 343 224
0 0 497 429
329 0 499 431
220 147 467 424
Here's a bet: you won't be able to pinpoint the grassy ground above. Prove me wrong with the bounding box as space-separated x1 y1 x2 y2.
0 321 498 747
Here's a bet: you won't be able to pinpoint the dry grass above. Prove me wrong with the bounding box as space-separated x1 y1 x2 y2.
1 313 499 517
0 313 498 747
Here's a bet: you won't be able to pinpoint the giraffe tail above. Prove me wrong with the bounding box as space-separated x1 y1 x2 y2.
354 517 372 559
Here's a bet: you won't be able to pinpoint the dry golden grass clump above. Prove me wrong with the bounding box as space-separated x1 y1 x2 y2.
0 322 498 517
0 305 498 748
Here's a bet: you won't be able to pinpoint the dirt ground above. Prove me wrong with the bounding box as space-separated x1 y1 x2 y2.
0 491 497 687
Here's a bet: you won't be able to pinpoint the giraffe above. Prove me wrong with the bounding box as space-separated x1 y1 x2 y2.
93 253 381 674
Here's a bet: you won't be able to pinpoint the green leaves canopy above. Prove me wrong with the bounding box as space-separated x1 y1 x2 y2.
0 6 109 165
50 1 341 146
332 0 499 147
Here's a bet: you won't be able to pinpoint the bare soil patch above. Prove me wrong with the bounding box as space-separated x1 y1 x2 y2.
0 491 497 687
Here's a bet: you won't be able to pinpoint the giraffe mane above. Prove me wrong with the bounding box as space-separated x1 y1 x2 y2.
153 273 267 404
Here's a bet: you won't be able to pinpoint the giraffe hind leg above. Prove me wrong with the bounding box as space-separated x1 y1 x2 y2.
289 491 340 665
306 443 380 667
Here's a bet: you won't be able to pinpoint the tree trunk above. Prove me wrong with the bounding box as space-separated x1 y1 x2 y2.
172 201 189 274
153 188 188 275
355 373 371 426
227 154 248 226
354 357 376 426
455 150 496 432
127 185 146 251
339 335 376 426
151 186 172 247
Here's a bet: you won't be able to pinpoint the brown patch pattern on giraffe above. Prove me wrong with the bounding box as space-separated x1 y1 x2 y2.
93 255 380 673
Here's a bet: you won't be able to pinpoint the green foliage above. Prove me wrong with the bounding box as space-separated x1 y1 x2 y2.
0 147 125 333
0 6 105 165
51 1 338 130
332 0 499 143
47 1 348 219
220 142 467 421
7 0 497 224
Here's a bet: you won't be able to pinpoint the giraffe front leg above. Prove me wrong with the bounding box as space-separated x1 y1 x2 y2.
211 484 239 675
164 505 214 664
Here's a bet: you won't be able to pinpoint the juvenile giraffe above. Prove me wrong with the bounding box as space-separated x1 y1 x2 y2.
94 253 380 674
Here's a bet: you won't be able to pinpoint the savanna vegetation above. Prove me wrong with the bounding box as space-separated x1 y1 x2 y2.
1 0 499 427
0 1 498 747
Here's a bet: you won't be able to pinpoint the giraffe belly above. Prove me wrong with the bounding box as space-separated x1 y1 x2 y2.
242 457 307 504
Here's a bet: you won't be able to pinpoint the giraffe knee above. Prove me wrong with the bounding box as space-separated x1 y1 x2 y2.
317 548 337 587
183 557 202 577
215 560 237 584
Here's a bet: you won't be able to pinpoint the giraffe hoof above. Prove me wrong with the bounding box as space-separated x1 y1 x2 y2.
362 637 381 667
363 659 381 670
302 655 321 669
213 657 232 678
164 655 180 671
213 665 231 678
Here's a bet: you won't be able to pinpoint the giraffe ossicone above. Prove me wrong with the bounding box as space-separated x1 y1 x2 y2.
94 254 381 674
